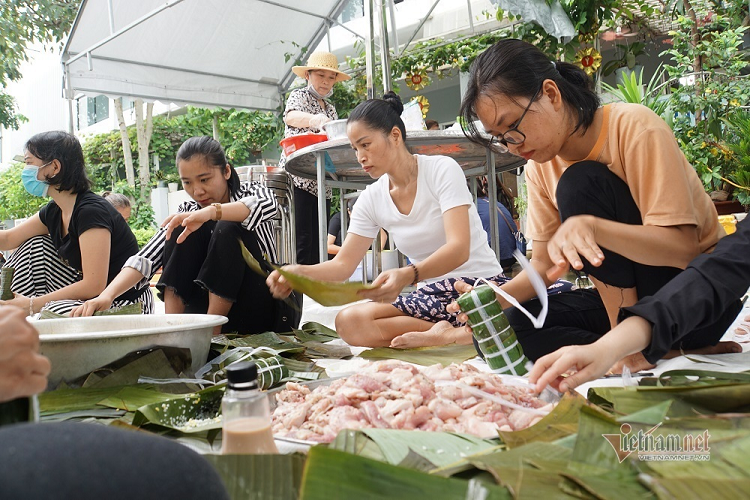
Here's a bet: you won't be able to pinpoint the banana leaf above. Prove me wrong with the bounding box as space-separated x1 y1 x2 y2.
274 266 376 307
213 332 304 354
204 453 306 500
497 392 589 449
292 321 339 343
590 382 750 414
39 384 141 416
644 478 750 500
86 349 183 389
301 341 352 359
299 446 512 500
472 465 578 499
41 408 126 421
97 386 185 411
132 384 224 433
239 240 373 307
562 469 655 500
360 344 479 366
328 428 500 470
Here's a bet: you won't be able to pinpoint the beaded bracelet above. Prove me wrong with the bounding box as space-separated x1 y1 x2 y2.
29 297 34 317
408 263 419 285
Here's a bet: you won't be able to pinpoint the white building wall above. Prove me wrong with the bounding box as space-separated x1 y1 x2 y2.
0 48 68 165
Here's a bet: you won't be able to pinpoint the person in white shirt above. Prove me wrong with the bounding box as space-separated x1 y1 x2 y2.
267 92 505 348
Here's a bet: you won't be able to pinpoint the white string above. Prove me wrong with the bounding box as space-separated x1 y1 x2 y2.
194 346 279 379
474 249 548 329
434 380 550 416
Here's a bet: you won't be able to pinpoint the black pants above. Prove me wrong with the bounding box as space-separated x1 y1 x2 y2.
507 161 731 361
294 186 331 265
157 221 278 334
0 422 228 500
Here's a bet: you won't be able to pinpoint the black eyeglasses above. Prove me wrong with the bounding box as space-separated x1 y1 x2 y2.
491 86 541 153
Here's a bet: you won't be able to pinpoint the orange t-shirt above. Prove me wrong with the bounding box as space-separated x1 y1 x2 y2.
525 103 723 252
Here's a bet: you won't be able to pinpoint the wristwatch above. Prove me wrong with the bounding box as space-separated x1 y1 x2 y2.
211 203 222 221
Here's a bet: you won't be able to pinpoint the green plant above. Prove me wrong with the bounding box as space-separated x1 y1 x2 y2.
601 42 647 76
602 63 670 117
129 201 156 230
130 227 158 248
0 164 48 220
722 111 750 206
662 12 750 200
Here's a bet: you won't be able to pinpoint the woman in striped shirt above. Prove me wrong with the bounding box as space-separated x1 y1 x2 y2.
72 137 280 334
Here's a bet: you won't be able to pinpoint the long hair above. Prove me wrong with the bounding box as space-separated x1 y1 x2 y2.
460 39 600 152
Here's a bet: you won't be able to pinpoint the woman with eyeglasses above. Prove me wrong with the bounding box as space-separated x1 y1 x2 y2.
454 39 741 374
0 131 152 316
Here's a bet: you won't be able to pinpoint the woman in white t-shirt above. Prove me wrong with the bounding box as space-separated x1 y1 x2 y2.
267 92 506 348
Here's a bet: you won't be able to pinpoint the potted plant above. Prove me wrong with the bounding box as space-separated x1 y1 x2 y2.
602 42 646 80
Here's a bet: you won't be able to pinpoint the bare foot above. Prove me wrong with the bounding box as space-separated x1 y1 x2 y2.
611 341 744 374
389 321 471 349
610 352 657 375
661 341 743 359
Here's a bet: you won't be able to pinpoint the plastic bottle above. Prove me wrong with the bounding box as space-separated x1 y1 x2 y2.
220 361 279 454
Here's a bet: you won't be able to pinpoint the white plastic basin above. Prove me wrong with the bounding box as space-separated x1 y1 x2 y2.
36 314 227 385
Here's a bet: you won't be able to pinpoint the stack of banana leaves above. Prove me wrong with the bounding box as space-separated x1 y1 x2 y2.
22 307 750 500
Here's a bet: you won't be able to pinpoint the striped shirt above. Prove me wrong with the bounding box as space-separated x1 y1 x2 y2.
124 181 278 289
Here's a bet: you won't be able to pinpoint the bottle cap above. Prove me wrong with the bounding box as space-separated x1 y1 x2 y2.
226 361 258 390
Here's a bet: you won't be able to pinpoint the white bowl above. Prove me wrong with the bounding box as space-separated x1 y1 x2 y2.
37 314 227 385
322 119 348 140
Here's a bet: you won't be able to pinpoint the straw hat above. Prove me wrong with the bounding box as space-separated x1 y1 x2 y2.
292 51 351 82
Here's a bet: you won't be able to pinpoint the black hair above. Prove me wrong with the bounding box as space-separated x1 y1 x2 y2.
347 91 407 142
459 39 600 152
24 131 91 194
175 136 240 196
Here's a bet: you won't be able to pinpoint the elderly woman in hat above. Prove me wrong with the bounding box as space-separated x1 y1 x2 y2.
280 51 351 265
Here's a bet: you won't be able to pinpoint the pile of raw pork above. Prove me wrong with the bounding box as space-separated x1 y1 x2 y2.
271 360 553 442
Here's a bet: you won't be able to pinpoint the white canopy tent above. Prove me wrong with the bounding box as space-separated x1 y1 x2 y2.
62 0 575 125
61 0 352 127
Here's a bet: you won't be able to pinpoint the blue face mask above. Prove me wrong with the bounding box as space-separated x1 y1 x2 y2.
22 162 52 197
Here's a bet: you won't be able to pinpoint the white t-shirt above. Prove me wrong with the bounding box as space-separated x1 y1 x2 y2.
348 154 503 284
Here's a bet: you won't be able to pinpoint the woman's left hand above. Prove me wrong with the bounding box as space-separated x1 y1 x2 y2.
162 208 214 244
547 215 604 271
0 292 31 312
358 267 411 304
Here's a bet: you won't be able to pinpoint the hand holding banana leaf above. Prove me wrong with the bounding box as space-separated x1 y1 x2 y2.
240 240 378 307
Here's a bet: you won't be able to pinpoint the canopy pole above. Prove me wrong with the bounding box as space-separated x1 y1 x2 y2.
379 0 392 93
63 64 75 134
106 0 115 33
365 0 377 99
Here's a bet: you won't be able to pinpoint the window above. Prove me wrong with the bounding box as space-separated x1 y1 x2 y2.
88 95 109 125
121 97 135 110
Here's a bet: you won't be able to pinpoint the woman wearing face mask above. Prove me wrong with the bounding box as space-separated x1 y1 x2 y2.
0 131 152 316
72 137 284 335
279 51 351 265
453 39 740 372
